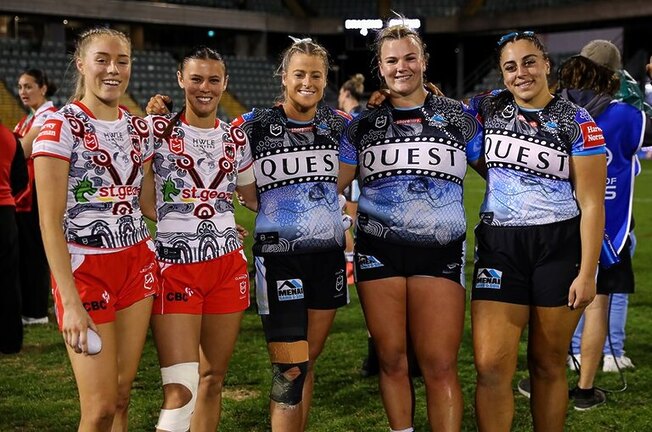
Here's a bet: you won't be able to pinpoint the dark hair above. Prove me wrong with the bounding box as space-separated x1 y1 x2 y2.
163 46 228 138
373 22 429 85
276 37 329 102
340 73 365 101
71 27 131 102
20 69 57 97
558 55 619 96
495 30 549 65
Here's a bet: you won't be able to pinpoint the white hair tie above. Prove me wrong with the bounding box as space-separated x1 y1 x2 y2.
289 36 313 44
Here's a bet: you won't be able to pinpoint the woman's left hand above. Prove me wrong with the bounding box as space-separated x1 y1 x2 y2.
236 224 249 242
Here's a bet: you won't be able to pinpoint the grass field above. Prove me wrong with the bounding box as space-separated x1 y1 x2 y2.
2 161 652 431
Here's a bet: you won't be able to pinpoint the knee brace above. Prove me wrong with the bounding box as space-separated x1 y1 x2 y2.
270 361 308 406
156 362 199 432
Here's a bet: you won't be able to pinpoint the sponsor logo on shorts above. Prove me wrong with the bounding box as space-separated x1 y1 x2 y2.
475 268 503 289
276 279 304 302
166 287 194 302
358 254 384 270
84 290 111 312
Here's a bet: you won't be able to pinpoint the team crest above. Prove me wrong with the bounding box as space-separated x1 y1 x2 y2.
375 116 388 129
83 133 99 150
501 105 515 119
169 137 184 154
223 142 236 162
270 124 283 136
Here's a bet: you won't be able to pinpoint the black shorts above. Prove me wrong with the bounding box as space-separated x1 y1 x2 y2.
254 249 348 342
471 217 581 307
597 238 634 295
354 231 465 285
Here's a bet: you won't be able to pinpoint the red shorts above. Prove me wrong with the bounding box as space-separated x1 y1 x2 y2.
52 240 159 330
153 248 250 315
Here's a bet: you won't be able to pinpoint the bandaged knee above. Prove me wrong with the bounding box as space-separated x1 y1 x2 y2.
268 341 309 406
156 362 199 432
271 362 308 405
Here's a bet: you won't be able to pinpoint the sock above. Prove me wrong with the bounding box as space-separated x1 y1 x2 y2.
390 428 414 432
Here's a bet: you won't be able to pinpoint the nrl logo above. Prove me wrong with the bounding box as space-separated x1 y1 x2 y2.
169 137 184 154
270 124 283 136
374 116 388 128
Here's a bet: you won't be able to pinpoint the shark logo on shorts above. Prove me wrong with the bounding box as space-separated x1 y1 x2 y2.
277 279 304 301
475 268 503 289
358 254 384 270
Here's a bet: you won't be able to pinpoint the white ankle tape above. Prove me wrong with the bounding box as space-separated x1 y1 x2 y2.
390 428 414 432
156 362 199 432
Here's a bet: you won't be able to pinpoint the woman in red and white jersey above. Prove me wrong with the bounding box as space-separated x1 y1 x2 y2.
32 28 158 431
140 47 256 432
14 69 58 325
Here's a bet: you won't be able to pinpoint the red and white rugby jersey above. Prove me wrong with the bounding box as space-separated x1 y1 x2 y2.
148 113 254 264
33 101 153 252
13 101 57 138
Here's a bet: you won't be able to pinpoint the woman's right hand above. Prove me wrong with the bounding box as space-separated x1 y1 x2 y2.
61 298 98 355
146 94 172 116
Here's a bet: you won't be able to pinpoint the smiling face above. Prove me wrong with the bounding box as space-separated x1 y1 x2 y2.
178 58 227 127
18 74 47 111
76 35 131 108
499 38 552 108
378 36 426 100
282 52 326 119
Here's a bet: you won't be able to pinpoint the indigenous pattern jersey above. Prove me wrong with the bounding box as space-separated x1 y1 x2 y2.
13 101 57 137
598 102 645 253
148 114 253 264
32 101 153 251
470 90 606 226
341 93 483 246
232 104 350 256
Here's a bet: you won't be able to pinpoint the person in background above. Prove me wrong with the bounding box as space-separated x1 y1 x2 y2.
338 73 380 378
469 31 605 432
339 23 483 432
14 69 58 325
558 44 650 409
33 27 158 431
573 40 650 373
141 46 256 432
0 122 28 354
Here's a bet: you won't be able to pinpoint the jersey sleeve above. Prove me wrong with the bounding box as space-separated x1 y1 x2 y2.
339 117 358 165
32 108 56 129
621 103 646 156
32 112 73 162
462 102 484 163
571 107 606 156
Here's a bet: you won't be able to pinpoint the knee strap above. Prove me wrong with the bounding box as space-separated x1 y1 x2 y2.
270 361 308 406
156 362 199 432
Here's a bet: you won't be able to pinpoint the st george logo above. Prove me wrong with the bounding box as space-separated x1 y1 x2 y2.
270 124 283 137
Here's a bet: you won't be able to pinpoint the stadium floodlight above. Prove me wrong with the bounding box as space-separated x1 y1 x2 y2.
344 18 421 36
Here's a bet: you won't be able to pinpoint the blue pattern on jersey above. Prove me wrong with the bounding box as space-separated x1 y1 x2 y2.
237 104 350 255
471 90 605 226
343 93 482 246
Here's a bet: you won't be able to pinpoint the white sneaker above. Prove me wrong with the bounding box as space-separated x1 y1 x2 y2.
603 354 635 372
22 316 49 325
567 354 581 371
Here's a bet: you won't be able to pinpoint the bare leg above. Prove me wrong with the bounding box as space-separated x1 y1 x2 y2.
472 300 529 432
577 295 608 389
528 305 583 432
300 309 337 430
407 276 464 432
191 312 244 431
358 277 412 430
